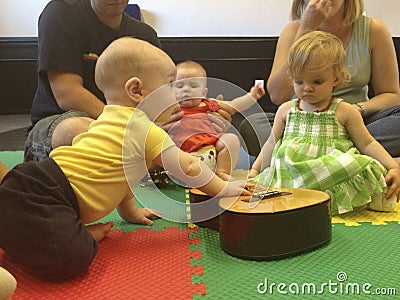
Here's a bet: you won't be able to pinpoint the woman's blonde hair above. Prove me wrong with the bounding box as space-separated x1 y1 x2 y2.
291 0 364 25
288 31 351 86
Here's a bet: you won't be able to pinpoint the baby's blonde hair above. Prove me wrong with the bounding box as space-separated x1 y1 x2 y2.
288 31 351 86
176 60 207 77
96 37 141 92
95 37 169 92
291 0 364 26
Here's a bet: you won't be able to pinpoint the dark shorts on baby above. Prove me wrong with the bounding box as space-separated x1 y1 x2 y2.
0 158 98 281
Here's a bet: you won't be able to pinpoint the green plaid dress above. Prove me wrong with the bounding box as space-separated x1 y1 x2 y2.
255 98 388 215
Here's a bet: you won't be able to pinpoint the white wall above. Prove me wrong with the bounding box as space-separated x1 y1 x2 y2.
0 0 399 37
0 1 48 37
135 0 292 37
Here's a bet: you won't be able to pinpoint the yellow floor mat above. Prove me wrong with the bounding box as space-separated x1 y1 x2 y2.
332 202 400 226
232 169 400 227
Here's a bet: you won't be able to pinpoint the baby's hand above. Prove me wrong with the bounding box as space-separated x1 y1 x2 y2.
249 83 266 100
222 180 251 197
248 168 260 179
117 197 162 225
385 168 400 200
133 208 161 225
245 181 256 190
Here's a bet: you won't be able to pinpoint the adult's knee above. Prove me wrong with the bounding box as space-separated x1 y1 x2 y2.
51 117 93 149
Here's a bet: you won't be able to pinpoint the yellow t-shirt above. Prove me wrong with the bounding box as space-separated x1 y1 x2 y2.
50 105 175 224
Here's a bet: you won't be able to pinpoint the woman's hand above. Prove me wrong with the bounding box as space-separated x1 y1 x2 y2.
157 109 183 132
207 112 231 133
157 95 233 134
300 0 333 31
206 94 233 133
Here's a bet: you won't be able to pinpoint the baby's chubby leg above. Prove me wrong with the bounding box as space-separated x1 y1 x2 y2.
215 133 240 181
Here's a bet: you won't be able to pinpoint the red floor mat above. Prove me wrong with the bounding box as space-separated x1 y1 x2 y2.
1 227 205 299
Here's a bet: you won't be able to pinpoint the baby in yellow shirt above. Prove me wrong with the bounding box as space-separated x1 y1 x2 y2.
0 37 250 281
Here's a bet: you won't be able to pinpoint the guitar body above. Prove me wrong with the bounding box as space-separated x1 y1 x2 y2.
189 189 221 230
218 188 331 260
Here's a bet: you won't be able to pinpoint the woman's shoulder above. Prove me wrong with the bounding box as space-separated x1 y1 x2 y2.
368 17 393 49
280 21 300 36
369 17 392 37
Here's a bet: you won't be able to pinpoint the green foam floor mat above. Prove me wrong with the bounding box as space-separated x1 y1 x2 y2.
0 151 23 169
192 223 399 299
98 208 188 232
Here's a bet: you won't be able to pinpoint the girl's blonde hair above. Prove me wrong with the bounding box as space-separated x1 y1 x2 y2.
288 31 351 86
291 0 364 25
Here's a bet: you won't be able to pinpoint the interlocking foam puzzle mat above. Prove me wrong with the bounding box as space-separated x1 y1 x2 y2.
1 227 205 299
1 151 399 299
0 151 23 169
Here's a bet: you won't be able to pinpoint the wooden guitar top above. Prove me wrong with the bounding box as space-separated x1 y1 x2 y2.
190 186 330 214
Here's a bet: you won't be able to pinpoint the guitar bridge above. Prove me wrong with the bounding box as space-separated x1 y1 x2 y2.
254 190 283 199
241 190 292 203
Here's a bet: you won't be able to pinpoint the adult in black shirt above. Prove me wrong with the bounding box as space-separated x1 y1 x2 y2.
25 0 161 161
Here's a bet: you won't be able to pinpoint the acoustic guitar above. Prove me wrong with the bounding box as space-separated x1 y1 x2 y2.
190 186 331 260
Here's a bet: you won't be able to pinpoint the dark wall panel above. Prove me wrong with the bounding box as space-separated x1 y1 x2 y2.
1 36 399 116
0 37 38 114
0 37 278 115
0 60 37 114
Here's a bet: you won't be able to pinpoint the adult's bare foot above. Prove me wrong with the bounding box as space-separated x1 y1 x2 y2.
86 222 114 242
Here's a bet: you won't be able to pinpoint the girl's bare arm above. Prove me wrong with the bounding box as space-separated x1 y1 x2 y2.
249 102 290 176
337 102 400 199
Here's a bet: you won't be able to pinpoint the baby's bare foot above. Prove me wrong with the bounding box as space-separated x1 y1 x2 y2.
86 222 114 242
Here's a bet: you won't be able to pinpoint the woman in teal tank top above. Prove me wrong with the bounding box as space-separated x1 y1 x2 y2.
241 0 400 162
